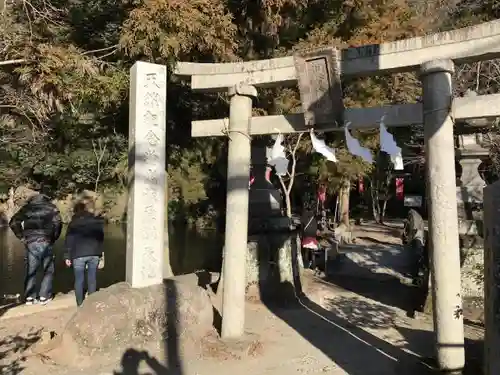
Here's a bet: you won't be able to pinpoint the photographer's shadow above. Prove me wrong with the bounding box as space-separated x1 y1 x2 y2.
114 348 180 375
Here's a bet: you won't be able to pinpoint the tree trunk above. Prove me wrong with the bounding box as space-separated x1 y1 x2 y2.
339 180 351 226
380 198 389 224
370 184 381 223
285 193 292 218
371 200 380 223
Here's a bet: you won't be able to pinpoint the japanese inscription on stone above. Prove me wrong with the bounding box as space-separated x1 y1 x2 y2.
126 61 167 288
140 69 165 282
294 47 344 128
145 130 161 146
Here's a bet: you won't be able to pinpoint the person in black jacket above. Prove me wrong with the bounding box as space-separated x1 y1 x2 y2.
9 194 62 305
64 199 104 307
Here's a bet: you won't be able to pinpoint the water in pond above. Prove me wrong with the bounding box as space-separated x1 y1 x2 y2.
0 224 222 300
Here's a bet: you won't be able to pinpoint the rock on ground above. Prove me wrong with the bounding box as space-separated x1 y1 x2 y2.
64 280 214 351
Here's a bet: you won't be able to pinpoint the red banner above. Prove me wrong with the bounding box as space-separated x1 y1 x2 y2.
265 167 272 182
396 178 404 200
317 185 326 203
250 167 272 187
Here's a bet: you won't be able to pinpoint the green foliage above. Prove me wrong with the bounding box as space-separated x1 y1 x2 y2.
168 159 207 205
0 2 127 129
119 0 238 64
0 0 493 222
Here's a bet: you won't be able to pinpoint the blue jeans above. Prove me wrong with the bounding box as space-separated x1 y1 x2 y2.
73 256 100 306
24 241 54 300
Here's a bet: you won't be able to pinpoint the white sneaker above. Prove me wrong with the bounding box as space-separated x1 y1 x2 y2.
25 297 38 305
39 297 52 305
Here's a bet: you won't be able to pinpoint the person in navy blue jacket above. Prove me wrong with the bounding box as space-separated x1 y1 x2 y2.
64 199 104 306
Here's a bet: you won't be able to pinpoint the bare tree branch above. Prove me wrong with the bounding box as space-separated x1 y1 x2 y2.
276 132 305 217
0 59 27 66
82 45 119 55
92 139 108 193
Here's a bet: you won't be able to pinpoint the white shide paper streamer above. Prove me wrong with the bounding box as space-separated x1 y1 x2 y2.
379 116 404 170
268 132 289 176
310 129 337 162
344 122 374 164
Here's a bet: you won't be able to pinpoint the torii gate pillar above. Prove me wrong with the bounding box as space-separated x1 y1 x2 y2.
221 83 257 339
420 59 465 373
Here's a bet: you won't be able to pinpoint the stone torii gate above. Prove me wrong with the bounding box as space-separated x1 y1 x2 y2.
122 20 500 374
171 20 500 373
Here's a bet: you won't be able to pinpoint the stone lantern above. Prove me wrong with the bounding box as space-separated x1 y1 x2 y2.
248 139 291 234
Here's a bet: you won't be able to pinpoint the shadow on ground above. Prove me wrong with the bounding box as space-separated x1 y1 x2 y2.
112 348 171 375
263 283 436 374
354 222 404 239
0 329 43 375
325 269 414 312
252 231 432 375
257 231 482 375
357 236 398 246
322 245 416 311
261 278 483 374
396 325 483 375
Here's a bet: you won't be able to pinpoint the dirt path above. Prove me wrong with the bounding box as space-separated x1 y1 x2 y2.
0 307 75 375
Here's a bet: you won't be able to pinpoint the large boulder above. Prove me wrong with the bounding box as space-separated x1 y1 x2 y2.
65 280 213 350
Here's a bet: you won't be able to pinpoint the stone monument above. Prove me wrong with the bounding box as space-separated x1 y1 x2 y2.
126 61 167 288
